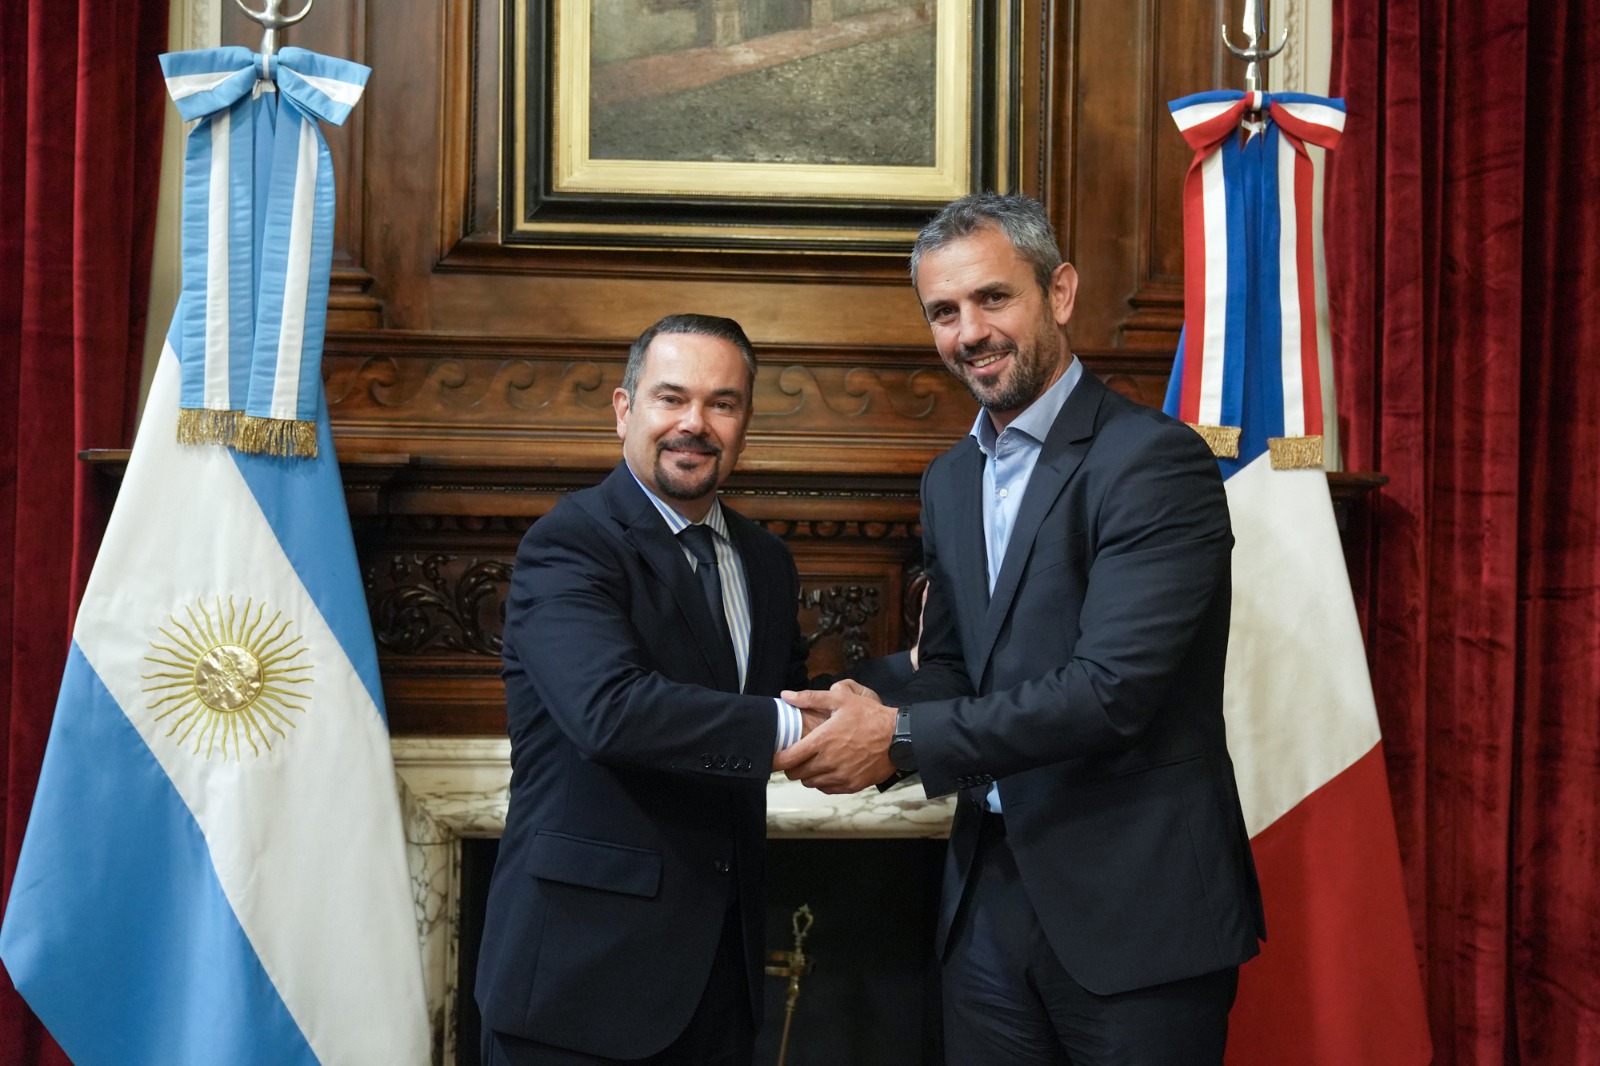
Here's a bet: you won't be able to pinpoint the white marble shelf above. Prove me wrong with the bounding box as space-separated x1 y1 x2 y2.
392 735 954 839
390 735 953 1065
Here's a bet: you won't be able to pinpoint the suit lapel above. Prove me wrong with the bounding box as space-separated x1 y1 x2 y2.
973 373 1107 674
945 440 991 649
603 467 741 692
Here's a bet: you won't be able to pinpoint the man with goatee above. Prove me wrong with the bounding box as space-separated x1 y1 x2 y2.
477 314 813 1065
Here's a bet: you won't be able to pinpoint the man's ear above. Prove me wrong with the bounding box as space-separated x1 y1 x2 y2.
613 387 631 442
1049 262 1080 328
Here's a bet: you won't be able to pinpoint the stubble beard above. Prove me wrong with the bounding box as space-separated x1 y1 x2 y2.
958 328 1059 416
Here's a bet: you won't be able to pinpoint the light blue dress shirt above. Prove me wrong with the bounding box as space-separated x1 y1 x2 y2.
629 469 804 752
969 358 1084 811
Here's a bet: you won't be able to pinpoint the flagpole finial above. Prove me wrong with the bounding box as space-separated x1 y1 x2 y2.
1222 0 1287 94
233 0 314 56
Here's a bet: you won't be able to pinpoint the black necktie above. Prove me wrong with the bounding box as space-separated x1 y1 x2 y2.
678 524 735 662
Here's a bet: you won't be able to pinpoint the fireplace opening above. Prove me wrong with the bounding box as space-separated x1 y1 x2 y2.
456 836 948 1064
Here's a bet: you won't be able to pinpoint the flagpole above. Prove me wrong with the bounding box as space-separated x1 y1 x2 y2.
1222 0 1287 94
232 0 314 56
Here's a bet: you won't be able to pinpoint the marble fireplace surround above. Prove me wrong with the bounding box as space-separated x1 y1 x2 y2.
394 736 955 1065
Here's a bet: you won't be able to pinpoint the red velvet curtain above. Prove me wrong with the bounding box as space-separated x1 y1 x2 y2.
0 0 168 1061
1329 1 1600 1062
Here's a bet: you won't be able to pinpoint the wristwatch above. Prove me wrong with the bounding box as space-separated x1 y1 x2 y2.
888 709 916 772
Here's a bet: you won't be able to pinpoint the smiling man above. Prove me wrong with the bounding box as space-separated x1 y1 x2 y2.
776 194 1266 1064
476 314 813 1065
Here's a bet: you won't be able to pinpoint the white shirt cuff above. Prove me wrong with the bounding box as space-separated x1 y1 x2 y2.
774 698 802 753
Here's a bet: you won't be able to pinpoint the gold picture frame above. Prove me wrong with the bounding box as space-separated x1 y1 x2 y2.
505 0 1019 253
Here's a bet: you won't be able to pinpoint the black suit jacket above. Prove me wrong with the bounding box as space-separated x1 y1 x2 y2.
475 464 810 1059
894 371 1266 995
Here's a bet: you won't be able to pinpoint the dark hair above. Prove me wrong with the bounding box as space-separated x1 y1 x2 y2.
622 314 758 401
909 192 1063 295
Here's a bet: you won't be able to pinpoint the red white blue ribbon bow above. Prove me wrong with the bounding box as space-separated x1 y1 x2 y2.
1167 90 1345 468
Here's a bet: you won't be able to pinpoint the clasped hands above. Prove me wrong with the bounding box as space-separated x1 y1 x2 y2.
771 679 895 794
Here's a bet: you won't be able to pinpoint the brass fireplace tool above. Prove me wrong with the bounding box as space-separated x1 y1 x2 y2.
765 904 816 1066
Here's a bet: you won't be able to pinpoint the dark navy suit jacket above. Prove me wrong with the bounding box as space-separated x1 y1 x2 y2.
894 371 1266 996
475 464 809 1059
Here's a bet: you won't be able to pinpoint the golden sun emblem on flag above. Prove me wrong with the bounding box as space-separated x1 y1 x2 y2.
142 597 313 759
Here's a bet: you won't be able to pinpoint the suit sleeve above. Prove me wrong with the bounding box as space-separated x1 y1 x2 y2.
504 504 778 781
910 421 1233 798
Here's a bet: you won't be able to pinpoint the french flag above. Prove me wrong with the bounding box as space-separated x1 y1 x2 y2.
1166 91 1432 1063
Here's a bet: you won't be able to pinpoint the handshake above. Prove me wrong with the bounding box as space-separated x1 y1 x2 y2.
770 679 898 795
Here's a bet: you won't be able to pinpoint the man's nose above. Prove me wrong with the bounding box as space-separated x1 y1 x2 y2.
678 402 706 433
956 307 991 349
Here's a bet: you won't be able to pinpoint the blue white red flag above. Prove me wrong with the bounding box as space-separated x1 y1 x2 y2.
0 47 429 1066
1165 92 1432 1064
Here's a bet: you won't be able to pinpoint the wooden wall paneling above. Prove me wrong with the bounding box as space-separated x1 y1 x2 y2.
235 0 1263 737
792 540 914 680
436 0 508 261
365 0 452 329
359 513 524 734
438 0 481 262
1027 0 1069 203
1055 0 1137 352
1123 0 1228 348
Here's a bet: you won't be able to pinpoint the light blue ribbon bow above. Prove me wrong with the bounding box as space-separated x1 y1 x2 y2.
160 46 368 457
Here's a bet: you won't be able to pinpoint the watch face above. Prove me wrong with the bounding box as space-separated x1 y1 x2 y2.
889 738 915 773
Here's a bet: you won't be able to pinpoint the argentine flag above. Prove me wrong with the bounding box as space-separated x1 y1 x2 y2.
0 42 428 1066
0 321 430 1064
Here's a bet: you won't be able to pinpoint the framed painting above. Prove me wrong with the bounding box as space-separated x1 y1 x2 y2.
505 0 1023 252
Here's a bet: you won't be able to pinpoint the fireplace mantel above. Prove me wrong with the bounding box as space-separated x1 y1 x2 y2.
393 736 954 1065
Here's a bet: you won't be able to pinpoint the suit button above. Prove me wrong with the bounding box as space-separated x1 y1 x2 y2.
713 859 730 874
736 757 751 771
701 753 714 768
714 754 728 769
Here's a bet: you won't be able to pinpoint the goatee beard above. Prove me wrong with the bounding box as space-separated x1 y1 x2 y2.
653 436 722 501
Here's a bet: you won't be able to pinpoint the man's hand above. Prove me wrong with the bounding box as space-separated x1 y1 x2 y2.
772 681 895 794
796 678 879 738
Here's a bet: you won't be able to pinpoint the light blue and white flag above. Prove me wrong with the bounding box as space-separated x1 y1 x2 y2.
0 45 429 1066
0 314 430 1065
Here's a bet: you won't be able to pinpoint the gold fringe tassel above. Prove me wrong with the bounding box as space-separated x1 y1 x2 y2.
176 408 243 448
1268 434 1325 470
1188 423 1241 459
236 415 319 459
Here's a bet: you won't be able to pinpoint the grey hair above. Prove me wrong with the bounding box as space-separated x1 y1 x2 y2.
909 192 1063 295
621 313 759 401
